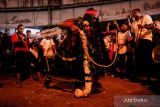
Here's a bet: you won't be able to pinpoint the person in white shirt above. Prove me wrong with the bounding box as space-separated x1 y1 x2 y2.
40 36 55 71
40 36 55 88
26 30 32 44
116 23 132 79
40 36 55 57
130 8 153 82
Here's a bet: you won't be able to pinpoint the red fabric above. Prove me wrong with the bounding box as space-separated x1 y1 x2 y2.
109 44 114 61
85 10 98 17
11 33 29 53
64 19 74 28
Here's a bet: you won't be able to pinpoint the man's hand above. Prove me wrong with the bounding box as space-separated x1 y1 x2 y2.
111 30 117 34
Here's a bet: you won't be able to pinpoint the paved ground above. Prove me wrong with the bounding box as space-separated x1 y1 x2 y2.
0 73 159 107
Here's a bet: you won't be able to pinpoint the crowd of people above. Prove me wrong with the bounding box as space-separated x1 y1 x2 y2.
0 8 160 93
0 24 57 88
103 8 160 82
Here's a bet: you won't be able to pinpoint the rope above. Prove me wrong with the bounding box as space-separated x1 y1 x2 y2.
41 25 118 68
77 27 118 68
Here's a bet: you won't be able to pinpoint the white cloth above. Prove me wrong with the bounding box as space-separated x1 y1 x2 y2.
56 34 61 41
131 15 153 41
30 48 38 59
40 38 55 56
117 31 131 54
104 36 111 49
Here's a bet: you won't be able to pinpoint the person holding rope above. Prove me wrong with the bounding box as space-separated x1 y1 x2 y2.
130 8 153 83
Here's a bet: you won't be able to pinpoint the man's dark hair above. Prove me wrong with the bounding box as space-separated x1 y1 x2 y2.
5 28 9 32
132 8 140 12
87 8 95 11
17 24 23 28
26 30 31 33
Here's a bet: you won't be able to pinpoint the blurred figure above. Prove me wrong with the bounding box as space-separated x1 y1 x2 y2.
152 20 160 53
0 32 3 70
0 32 4 88
26 30 32 44
1 29 12 73
151 20 160 80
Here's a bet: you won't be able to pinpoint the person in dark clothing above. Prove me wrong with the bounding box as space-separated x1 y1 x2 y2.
1 29 12 73
0 32 3 71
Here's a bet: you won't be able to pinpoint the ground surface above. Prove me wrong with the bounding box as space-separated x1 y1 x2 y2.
0 73 159 107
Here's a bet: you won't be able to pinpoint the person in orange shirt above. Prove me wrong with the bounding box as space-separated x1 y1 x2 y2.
11 24 42 87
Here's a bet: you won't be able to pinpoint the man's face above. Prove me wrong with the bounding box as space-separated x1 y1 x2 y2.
132 10 140 18
17 26 24 34
121 24 128 31
0 32 3 38
27 32 31 36
5 30 10 35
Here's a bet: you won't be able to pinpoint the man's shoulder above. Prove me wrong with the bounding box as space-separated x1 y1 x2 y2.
11 32 18 36
41 38 47 41
50 39 54 41
143 14 152 19
40 38 46 43
118 32 122 35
